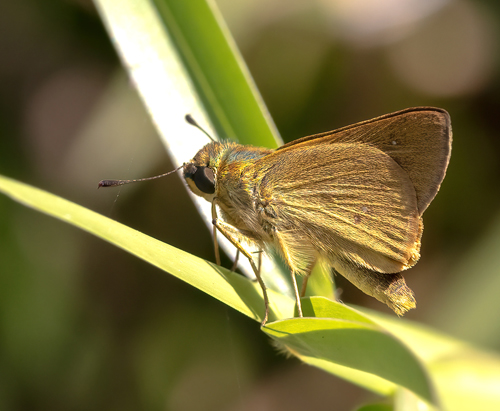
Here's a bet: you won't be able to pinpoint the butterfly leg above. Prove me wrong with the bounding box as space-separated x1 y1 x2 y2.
212 211 222 266
230 250 240 272
273 229 304 318
211 199 270 326
213 218 241 274
299 259 317 298
291 273 303 317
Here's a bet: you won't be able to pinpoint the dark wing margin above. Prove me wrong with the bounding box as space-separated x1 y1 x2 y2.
277 107 452 215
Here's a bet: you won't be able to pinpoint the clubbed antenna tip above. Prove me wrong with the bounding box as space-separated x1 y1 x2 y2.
185 114 216 142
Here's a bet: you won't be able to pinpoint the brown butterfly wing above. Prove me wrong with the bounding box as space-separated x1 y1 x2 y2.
277 107 452 215
254 142 421 275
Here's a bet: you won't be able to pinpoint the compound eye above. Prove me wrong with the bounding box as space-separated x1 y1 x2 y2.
193 166 215 194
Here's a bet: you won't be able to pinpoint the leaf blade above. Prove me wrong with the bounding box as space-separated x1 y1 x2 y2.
0 174 294 323
264 297 436 405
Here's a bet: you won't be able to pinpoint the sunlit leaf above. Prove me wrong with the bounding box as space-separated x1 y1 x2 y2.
264 297 435 404
0 174 293 323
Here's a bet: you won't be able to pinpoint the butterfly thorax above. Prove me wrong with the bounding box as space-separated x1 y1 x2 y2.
214 143 275 243
184 141 275 244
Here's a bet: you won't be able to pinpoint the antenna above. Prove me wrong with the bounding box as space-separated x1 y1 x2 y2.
99 114 211 189
98 165 183 188
185 114 216 142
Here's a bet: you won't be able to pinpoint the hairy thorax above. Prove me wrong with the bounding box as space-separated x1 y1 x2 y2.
213 144 275 245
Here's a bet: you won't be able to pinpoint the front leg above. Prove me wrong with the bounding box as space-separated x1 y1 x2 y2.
211 199 270 326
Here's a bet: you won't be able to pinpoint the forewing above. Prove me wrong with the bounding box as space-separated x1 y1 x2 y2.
255 143 421 274
277 107 451 215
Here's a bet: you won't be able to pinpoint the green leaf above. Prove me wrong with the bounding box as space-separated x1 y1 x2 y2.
359 308 500 411
4 173 500 409
0 175 435 404
430 349 500 411
93 0 296 297
264 297 436 405
94 0 280 151
0 174 293 323
355 404 393 411
302 262 336 300
151 0 280 147
394 388 431 411
6 1 500 409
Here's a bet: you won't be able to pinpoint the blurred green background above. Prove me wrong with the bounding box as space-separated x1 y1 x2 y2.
1 0 500 410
